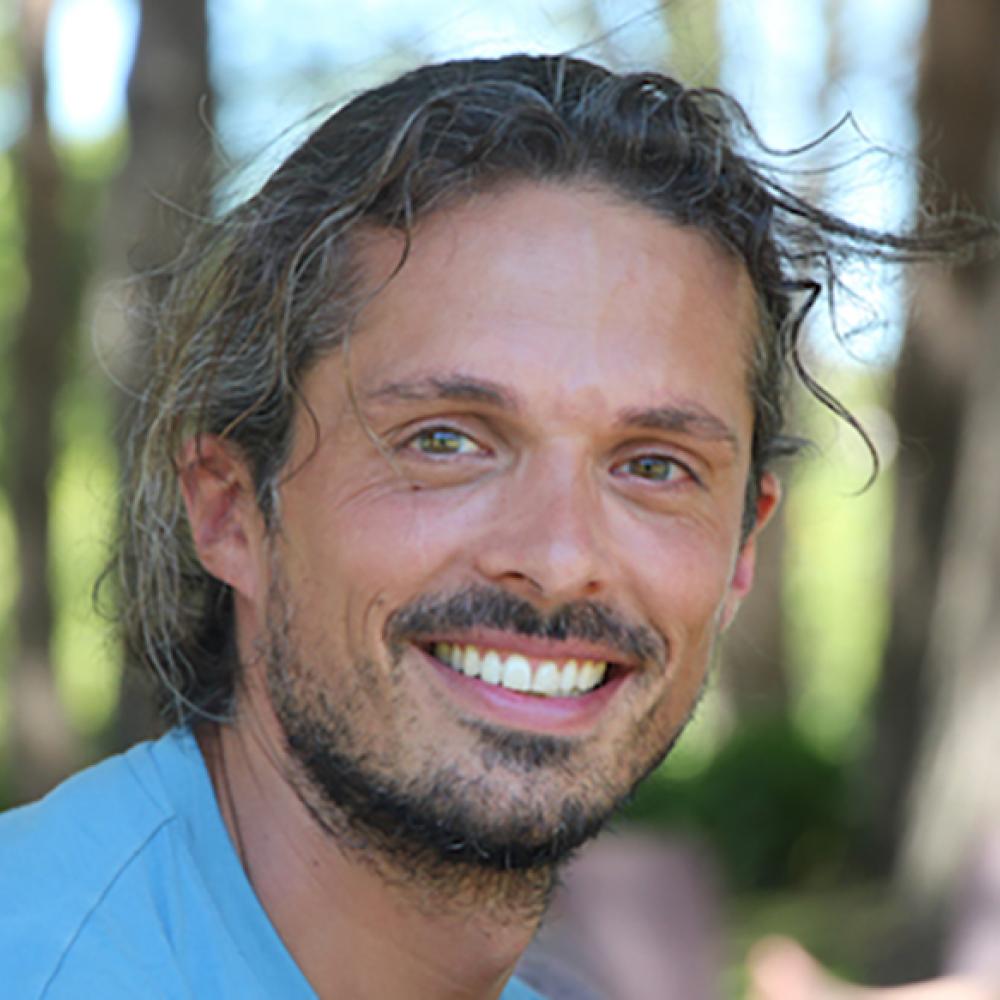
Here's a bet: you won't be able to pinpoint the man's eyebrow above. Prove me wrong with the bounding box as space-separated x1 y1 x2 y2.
363 379 739 451
363 374 519 410
618 404 741 454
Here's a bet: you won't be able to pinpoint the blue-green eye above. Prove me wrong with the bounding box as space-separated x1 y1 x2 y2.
621 455 686 482
409 427 481 455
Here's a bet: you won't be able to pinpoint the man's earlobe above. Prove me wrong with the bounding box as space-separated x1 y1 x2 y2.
178 436 264 601
721 471 781 630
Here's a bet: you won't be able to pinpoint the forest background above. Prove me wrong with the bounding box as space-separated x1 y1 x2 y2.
2 0 999 992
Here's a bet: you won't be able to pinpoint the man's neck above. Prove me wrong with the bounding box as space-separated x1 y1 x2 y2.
196 716 544 1000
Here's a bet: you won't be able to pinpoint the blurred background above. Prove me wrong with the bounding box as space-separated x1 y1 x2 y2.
1 0 999 995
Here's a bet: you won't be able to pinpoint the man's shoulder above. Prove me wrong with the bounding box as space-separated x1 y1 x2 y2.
0 728 316 999
0 730 185 889
0 729 189 879
0 731 194 996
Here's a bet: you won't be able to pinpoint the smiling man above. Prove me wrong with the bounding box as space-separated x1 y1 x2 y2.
0 54 949 998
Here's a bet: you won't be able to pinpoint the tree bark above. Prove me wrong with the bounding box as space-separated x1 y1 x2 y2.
724 502 790 715
7 0 81 801
93 0 213 371
902 269 1000 907
867 0 1000 878
91 0 213 751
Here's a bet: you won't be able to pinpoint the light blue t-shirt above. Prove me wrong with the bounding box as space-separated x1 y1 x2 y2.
0 728 544 999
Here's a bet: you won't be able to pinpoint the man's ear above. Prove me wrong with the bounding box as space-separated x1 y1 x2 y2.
720 471 781 631
178 435 265 603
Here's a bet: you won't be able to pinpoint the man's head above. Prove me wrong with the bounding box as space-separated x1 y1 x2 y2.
174 180 774 886
113 53 925 881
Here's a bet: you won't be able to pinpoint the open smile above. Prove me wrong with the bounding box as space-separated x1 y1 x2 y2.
413 637 635 734
430 641 611 696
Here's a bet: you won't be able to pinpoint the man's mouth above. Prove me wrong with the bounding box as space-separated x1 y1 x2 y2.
428 641 610 697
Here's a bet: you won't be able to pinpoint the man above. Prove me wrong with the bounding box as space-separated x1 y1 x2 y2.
0 54 973 998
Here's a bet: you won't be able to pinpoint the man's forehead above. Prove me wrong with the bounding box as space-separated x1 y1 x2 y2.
311 181 760 446
356 180 749 277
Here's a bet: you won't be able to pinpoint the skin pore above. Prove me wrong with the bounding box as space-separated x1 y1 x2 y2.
181 181 778 999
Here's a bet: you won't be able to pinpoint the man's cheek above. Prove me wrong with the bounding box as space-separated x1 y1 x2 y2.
360 489 496 573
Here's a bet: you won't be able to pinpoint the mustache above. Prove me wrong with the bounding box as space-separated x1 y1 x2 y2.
385 584 666 667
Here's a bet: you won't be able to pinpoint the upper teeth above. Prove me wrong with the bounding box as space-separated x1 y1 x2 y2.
432 643 608 697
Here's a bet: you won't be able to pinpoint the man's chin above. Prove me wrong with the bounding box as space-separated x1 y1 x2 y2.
284 715 617 874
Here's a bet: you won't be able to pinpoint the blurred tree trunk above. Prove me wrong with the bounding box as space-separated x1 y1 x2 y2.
724 505 790 714
897 0 1000 907
7 0 81 801
867 0 1000 881
93 0 213 751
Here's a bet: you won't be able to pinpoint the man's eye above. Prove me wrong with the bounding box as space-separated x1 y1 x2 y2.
407 427 482 456
619 455 688 482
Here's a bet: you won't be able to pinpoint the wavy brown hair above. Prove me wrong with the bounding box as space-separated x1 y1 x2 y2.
110 53 983 723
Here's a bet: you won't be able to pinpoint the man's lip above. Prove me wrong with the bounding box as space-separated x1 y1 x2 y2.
404 628 639 670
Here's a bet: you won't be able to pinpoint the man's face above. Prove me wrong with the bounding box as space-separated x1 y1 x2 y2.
230 181 776 872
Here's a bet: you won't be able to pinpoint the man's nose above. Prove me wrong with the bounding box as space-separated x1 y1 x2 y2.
473 457 609 605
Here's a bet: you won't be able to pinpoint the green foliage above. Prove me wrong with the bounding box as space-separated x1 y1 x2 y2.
724 882 910 998
622 715 855 892
0 149 23 751
0 488 13 737
0 7 20 101
50 373 120 739
0 131 123 755
783 368 895 756
0 152 27 488
59 130 129 184
47 137 124 742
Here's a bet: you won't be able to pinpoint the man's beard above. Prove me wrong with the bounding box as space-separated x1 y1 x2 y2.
262 576 690 901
